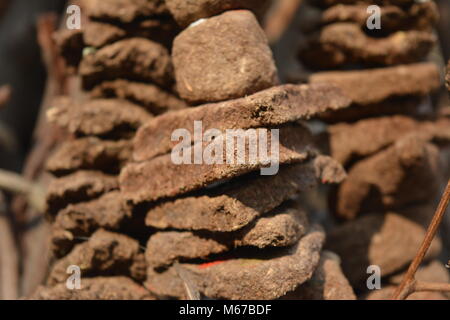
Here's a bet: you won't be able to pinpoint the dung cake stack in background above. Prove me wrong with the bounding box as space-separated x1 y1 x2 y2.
297 0 450 299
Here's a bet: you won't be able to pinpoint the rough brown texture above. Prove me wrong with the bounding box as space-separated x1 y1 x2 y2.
47 229 145 286
175 225 324 300
309 63 440 106
320 2 438 32
229 205 308 248
46 171 118 215
31 277 154 300
133 83 350 161
146 204 309 269
334 135 442 219
81 0 168 23
51 191 132 258
281 251 356 300
46 138 132 176
145 162 318 232
145 225 325 299
325 213 442 287
90 80 187 115
80 38 174 90
121 124 316 204
300 23 435 68
172 10 278 104
298 0 446 302
165 0 271 27
47 98 152 138
323 115 450 166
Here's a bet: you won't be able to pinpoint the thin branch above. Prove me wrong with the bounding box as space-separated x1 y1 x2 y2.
0 0 10 20
0 169 46 213
392 179 450 300
174 262 201 300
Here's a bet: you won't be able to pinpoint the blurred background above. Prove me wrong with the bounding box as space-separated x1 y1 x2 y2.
0 0 449 300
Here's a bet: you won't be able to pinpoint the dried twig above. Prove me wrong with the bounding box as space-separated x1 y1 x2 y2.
0 0 10 20
0 169 46 213
18 10 73 297
392 179 450 300
0 192 19 300
264 0 303 44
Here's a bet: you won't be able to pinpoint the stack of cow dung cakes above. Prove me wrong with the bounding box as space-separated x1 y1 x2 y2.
116 3 358 300
30 0 356 301
298 0 450 298
31 0 188 299
56 0 187 115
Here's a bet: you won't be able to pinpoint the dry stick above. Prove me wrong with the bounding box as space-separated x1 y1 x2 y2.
264 0 303 44
18 10 73 297
392 179 450 300
0 169 46 213
0 85 16 152
414 281 450 293
0 219 19 299
0 85 11 109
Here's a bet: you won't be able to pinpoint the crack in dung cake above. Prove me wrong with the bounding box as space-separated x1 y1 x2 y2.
297 0 450 296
